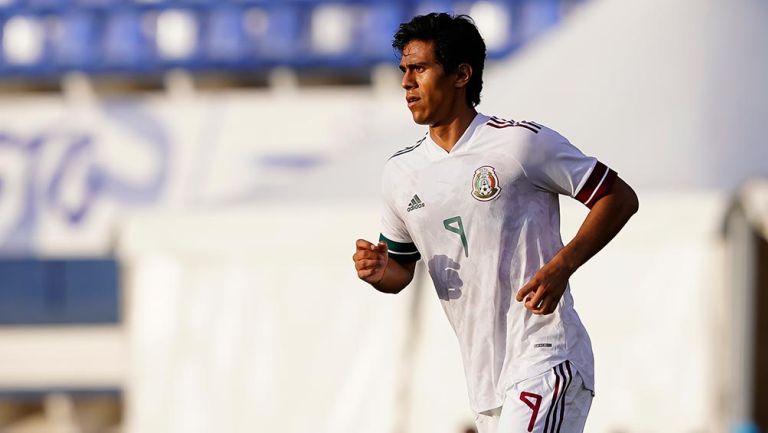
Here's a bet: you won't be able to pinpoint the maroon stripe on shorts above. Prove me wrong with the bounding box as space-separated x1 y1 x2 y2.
555 362 574 432
543 366 561 433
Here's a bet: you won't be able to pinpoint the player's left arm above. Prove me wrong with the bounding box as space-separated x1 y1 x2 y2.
516 176 639 314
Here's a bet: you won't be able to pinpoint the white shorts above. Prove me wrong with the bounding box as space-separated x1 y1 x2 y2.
474 361 593 433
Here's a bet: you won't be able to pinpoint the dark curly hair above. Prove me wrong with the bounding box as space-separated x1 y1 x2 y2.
392 13 486 107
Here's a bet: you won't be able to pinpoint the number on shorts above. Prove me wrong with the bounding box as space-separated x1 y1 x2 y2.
519 392 543 433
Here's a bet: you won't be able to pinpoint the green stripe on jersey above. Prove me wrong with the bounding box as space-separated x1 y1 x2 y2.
379 234 421 263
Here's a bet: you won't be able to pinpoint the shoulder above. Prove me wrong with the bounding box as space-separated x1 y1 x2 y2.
483 115 567 142
481 115 561 153
484 115 546 136
383 134 428 174
381 137 426 199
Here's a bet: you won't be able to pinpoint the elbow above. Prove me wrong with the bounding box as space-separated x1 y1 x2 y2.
629 190 639 215
375 281 402 294
613 176 639 217
625 186 639 217
388 273 416 294
373 283 407 295
371 269 414 295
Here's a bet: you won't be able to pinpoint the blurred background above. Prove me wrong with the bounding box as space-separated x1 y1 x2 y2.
0 0 766 432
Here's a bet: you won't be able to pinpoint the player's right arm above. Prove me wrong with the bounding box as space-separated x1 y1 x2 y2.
353 239 416 294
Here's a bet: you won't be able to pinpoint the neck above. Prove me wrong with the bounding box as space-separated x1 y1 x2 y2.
429 105 478 153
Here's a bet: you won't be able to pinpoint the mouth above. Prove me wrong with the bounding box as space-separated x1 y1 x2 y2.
406 95 420 108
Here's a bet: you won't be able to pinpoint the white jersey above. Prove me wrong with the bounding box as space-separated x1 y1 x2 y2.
379 113 616 413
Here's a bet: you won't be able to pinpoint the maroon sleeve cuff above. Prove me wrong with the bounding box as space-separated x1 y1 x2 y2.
575 161 618 208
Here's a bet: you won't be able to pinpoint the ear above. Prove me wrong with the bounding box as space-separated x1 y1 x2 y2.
454 63 473 89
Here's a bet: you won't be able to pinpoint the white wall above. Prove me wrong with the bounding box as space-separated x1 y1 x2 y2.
118 207 416 433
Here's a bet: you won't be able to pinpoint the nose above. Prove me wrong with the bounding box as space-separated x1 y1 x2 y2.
401 70 415 90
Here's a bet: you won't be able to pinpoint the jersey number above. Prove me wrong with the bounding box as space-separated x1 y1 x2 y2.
443 216 468 258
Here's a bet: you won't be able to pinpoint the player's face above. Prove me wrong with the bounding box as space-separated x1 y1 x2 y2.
399 40 461 126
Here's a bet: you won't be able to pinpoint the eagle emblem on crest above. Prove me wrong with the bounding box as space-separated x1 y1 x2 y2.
471 166 501 201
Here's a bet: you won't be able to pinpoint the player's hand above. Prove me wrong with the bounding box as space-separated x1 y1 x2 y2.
352 239 389 285
515 258 574 315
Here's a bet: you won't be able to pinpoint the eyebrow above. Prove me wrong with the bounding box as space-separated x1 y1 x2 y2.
399 62 427 71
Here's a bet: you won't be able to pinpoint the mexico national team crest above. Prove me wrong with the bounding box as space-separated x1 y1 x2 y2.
471 166 502 201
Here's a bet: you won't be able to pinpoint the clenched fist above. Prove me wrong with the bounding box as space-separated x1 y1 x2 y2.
352 239 388 285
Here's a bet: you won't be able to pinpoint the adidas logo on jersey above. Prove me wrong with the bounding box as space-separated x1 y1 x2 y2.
407 195 425 212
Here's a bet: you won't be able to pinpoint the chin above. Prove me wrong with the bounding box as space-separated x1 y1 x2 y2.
410 111 431 125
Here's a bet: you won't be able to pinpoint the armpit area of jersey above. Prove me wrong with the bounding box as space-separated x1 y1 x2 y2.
379 234 421 263
575 161 618 208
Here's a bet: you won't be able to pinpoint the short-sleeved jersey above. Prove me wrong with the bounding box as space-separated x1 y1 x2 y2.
379 113 617 413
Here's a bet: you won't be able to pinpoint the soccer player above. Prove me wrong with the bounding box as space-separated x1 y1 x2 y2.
352 13 638 433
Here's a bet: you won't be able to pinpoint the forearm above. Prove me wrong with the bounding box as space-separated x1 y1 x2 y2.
554 177 639 273
371 259 416 294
